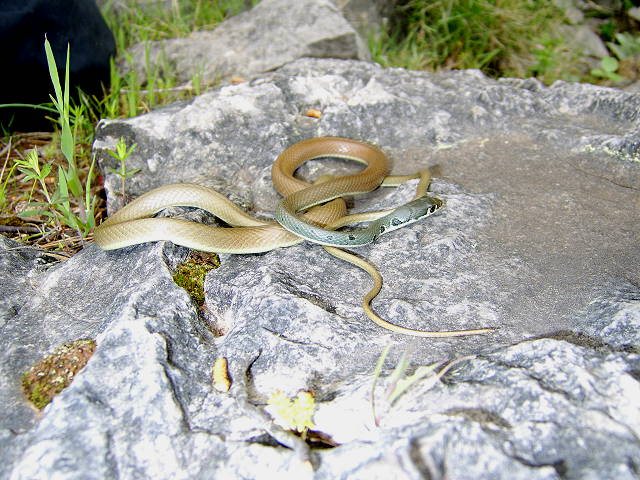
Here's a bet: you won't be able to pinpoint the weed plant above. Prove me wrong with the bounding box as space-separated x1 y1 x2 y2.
0 0 255 252
371 346 475 426
4 39 98 245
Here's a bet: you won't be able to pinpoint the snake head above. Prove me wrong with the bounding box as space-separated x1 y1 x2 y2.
409 195 444 217
376 194 445 238
393 195 444 223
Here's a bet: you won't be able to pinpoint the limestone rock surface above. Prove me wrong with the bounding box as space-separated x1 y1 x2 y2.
1 57 639 479
122 0 370 86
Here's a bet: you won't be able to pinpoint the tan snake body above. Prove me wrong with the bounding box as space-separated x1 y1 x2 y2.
94 137 493 337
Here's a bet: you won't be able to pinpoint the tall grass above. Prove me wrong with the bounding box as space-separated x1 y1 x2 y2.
11 39 98 239
0 1 258 250
371 0 578 83
102 0 259 46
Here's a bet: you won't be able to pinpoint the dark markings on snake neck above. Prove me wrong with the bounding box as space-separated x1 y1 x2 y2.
348 234 356 241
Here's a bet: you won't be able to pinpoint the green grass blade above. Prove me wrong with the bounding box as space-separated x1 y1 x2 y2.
18 209 54 218
44 37 75 169
387 349 410 390
84 156 97 231
56 167 72 216
387 363 442 405
44 38 64 112
64 44 70 121
0 103 57 113
371 345 391 426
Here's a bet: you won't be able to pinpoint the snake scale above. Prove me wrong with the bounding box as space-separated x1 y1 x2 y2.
95 137 493 338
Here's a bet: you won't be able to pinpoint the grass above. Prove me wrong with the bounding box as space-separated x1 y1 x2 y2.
105 137 140 198
370 0 585 83
371 346 475 426
0 0 255 253
0 0 637 254
1 38 99 248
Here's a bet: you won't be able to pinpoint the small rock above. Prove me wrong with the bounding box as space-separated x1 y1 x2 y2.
121 0 370 86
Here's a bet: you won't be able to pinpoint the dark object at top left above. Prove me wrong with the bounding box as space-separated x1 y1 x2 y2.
0 0 116 132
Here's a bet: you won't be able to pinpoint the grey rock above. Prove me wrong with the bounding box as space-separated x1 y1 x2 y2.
588 0 623 13
553 0 585 24
559 24 610 58
333 0 392 40
574 282 640 348
122 0 370 87
568 0 622 15
0 235 190 435
2 58 640 478
624 79 640 93
630 6 640 22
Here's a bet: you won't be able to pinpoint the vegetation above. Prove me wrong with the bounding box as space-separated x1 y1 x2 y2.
17 39 98 240
267 390 317 441
371 346 475 426
371 0 570 81
172 252 221 308
592 31 640 81
0 0 638 253
0 0 255 253
22 339 97 410
105 137 140 198
370 0 640 84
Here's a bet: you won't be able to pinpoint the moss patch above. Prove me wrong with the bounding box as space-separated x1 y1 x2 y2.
22 339 97 410
173 252 220 307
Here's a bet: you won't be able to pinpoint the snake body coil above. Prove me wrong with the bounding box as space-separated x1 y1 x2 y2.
94 137 493 338
273 139 444 246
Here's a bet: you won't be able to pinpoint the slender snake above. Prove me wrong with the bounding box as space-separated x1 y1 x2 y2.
95 137 493 338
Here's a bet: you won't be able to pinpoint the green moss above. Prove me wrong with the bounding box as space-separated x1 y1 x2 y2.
173 252 220 307
27 384 52 411
21 339 97 410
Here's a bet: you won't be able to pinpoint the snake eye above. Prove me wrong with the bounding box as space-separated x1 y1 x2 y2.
429 205 438 213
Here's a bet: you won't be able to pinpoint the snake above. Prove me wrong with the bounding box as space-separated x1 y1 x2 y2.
94 137 494 338
273 138 445 246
